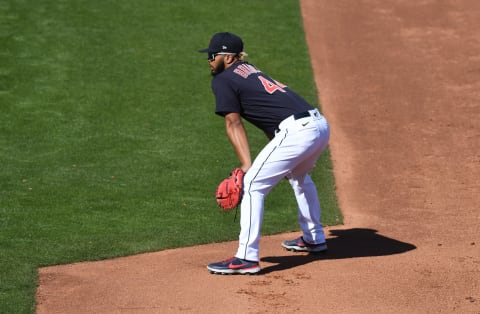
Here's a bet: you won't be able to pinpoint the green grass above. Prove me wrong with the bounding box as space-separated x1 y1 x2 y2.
0 0 341 312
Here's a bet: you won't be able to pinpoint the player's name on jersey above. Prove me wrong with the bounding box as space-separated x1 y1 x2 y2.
233 63 261 78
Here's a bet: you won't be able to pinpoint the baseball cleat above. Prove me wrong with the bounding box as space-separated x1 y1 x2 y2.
282 236 328 253
207 257 261 275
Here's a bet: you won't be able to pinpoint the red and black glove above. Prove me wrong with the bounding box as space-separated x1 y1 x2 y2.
215 168 245 211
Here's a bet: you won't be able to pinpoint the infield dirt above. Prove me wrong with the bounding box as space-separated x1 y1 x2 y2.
37 1 479 313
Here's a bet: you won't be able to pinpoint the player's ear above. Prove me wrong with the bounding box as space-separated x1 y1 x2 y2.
224 54 237 65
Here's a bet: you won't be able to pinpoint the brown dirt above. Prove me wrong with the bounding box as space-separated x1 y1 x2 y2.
36 1 480 313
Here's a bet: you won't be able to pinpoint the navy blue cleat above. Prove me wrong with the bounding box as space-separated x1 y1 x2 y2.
282 236 328 253
207 257 261 275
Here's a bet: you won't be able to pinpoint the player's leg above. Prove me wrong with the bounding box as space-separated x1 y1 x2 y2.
235 136 292 262
284 116 330 250
288 173 326 244
208 134 295 274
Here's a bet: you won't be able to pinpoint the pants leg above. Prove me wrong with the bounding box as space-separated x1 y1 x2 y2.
235 138 285 262
288 117 330 244
289 174 325 244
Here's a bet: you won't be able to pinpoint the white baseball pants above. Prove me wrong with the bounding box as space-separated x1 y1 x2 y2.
235 109 330 262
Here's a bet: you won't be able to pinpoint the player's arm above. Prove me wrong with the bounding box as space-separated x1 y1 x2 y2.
224 112 252 172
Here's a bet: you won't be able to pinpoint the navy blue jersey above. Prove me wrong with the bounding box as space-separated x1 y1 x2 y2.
213 62 313 136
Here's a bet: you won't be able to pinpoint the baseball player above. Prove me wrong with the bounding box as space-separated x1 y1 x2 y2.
199 32 330 274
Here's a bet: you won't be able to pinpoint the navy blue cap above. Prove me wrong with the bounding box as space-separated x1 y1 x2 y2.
198 32 244 57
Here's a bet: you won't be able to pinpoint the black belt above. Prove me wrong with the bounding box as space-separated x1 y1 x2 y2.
293 111 311 120
275 111 312 134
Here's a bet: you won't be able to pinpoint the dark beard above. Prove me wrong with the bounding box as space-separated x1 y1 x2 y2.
211 62 225 76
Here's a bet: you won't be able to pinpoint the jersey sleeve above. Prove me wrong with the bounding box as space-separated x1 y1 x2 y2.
212 76 241 116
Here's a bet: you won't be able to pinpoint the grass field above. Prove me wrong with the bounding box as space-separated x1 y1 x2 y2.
0 0 341 312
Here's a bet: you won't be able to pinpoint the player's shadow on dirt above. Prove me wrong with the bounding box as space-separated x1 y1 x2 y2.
260 228 416 274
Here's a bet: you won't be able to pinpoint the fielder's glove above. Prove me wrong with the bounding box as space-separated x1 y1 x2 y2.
215 168 245 210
